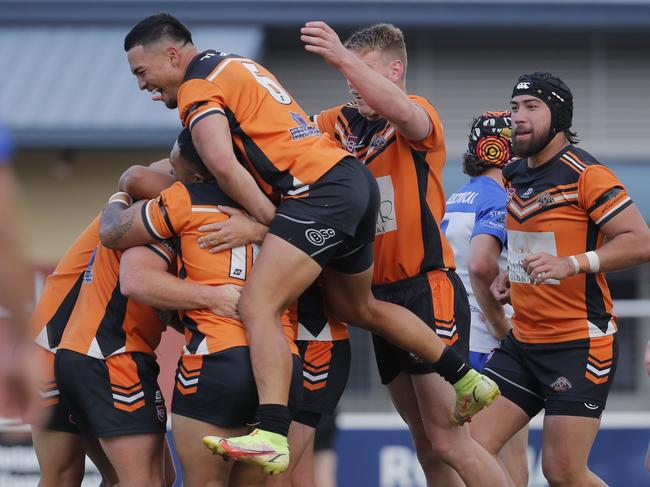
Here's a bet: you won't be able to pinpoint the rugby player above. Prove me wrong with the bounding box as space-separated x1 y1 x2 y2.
471 72 650 486
301 22 506 485
98 129 302 487
122 13 498 473
442 111 528 486
51 155 241 487
0 122 41 425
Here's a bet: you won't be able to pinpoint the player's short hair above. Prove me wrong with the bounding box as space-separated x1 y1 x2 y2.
124 13 193 51
176 129 212 179
344 23 407 65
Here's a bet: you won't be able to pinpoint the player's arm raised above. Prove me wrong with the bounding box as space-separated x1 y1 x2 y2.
301 21 430 141
191 115 277 225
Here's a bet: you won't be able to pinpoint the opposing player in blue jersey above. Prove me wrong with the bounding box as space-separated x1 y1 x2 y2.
442 111 528 486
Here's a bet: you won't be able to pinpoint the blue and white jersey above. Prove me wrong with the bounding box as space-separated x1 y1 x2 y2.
441 176 511 353
0 122 13 164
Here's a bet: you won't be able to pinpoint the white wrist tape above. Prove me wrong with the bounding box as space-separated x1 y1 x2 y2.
568 255 580 275
585 251 600 273
108 191 133 206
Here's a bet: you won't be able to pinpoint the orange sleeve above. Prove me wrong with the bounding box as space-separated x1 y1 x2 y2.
145 238 178 267
143 182 192 239
578 165 633 227
313 107 340 140
406 95 444 152
178 78 227 131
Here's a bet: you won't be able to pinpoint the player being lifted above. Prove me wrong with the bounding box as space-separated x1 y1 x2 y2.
122 13 499 474
471 72 650 487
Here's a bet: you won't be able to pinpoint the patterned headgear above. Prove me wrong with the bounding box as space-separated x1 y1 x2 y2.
511 72 573 136
467 110 513 168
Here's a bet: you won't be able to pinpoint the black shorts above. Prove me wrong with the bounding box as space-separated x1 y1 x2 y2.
483 333 619 419
172 347 303 428
269 156 379 273
293 339 351 428
37 346 78 434
54 350 167 437
372 270 470 385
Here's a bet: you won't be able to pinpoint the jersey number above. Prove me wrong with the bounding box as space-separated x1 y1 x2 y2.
242 62 292 105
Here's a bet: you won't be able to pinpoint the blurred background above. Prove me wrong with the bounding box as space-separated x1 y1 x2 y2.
0 0 649 485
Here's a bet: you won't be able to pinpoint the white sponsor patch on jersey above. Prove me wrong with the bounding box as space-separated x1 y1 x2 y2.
375 176 398 235
507 230 559 285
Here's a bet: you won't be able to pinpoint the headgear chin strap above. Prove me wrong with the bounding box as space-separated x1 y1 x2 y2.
467 110 513 168
511 72 573 140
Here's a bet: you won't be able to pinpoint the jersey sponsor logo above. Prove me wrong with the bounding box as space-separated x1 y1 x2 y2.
200 52 217 61
305 228 336 247
288 112 319 141
521 187 534 199
375 176 398 235
82 247 98 284
447 191 479 205
507 230 560 285
346 134 358 152
550 376 573 392
505 187 516 207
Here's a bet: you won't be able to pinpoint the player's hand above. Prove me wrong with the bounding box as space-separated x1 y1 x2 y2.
645 340 650 376
524 252 577 285
490 271 511 305
301 21 353 68
1 344 47 426
197 206 265 254
207 284 242 320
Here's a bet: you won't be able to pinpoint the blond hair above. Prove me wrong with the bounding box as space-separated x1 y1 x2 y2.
344 23 407 66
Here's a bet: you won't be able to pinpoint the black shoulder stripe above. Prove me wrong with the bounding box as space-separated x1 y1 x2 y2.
158 198 176 235
184 51 247 82
146 244 171 265
587 187 624 213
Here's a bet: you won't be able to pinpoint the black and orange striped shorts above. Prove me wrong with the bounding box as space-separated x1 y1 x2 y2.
483 332 619 418
293 339 351 427
54 349 167 437
172 347 303 428
371 269 470 385
36 346 78 434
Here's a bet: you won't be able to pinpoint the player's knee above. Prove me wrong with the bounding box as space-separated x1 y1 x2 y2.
40 464 85 487
541 454 581 486
412 437 438 471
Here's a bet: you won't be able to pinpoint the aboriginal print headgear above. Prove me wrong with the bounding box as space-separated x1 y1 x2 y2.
467 110 513 168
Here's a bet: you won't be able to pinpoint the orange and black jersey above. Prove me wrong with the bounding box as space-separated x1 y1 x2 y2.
177 51 350 197
32 215 100 352
142 180 297 355
314 96 455 284
503 145 632 344
57 240 175 359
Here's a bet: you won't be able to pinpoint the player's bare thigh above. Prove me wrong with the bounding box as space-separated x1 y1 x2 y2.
172 413 252 487
99 432 166 487
32 428 87 486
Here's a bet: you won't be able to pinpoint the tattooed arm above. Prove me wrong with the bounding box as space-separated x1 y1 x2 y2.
99 200 156 250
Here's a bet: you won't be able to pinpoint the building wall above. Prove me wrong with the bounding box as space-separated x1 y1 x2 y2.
13 149 168 264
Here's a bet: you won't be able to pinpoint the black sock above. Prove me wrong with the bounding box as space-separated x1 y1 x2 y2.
434 346 471 384
255 404 292 437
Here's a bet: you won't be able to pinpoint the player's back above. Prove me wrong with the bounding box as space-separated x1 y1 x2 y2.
32 215 100 351
144 180 295 355
57 241 169 359
177 51 350 196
